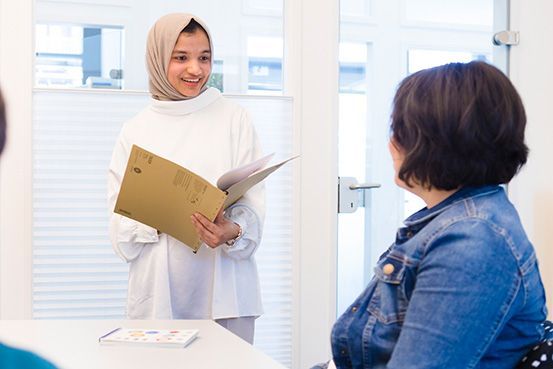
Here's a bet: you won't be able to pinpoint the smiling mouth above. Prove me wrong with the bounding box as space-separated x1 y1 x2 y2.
181 78 201 83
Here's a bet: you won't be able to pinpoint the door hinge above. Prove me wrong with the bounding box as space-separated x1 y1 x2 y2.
493 30 519 46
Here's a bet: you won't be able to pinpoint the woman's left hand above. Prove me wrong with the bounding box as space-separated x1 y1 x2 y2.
190 209 240 248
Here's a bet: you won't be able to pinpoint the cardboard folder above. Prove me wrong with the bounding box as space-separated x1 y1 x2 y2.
114 145 297 252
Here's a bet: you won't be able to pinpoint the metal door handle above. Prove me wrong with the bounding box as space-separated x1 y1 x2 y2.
349 183 381 190
338 177 381 213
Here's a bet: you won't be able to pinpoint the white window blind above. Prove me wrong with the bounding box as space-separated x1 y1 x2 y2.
32 89 294 367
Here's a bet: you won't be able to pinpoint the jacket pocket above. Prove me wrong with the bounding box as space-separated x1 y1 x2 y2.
367 255 411 324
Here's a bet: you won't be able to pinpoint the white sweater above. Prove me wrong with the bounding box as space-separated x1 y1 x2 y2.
108 88 265 319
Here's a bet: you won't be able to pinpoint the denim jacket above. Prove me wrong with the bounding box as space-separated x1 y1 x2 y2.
331 186 547 369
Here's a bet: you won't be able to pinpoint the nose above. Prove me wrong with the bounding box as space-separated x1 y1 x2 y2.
185 60 201 75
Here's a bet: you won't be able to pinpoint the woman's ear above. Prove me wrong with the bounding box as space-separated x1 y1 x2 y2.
388 138 403 161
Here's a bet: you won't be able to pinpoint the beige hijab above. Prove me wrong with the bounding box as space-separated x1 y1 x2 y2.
146 13 213 101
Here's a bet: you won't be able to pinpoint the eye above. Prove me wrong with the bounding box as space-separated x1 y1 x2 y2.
200 55 211 62
174 55 186 61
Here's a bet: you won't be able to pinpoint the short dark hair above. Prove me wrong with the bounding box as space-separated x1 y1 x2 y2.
390 61 528 190
0 91 5 155
182 18 208 36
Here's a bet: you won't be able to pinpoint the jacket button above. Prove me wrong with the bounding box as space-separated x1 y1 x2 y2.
383 263 395 275
351 306 358 313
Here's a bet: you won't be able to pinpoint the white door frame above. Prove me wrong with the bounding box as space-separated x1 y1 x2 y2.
508 0 553 317
285 0 340 367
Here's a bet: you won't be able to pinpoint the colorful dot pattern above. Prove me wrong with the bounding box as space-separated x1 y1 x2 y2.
101 328 198 347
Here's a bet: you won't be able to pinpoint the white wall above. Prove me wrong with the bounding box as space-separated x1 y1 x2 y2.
508 0 553 316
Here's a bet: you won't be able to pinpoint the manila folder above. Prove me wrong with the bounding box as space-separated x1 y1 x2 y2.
222 155 298 208
113 145 227 252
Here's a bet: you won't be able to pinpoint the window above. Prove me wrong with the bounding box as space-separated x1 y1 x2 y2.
339 43 367 94
247 36 283 94
407 49 491 74
207 60 224 91
35 24 124 89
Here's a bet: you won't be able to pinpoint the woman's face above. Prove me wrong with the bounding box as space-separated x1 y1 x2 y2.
167 30 211 97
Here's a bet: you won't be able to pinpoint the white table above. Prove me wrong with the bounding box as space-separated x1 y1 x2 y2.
0 320 289 369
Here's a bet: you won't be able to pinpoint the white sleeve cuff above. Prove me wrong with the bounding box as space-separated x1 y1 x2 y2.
111 215 159 262
117 216 159 244
222 204 262 259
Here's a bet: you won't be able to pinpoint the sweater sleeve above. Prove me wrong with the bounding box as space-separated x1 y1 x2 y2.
221 108 266 260
107 131 159 263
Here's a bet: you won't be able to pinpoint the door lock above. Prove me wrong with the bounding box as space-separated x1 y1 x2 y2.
338 177 381 213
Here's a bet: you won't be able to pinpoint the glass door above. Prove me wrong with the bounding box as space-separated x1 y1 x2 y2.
336 0 509 315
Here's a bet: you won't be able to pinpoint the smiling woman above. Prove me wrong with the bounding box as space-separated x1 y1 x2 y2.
147 16 214 100
29 0 291 364
108 13 266 344
166 20 212 97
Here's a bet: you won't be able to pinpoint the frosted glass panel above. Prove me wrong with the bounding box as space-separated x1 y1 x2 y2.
404 0 493 27
32 89 294 366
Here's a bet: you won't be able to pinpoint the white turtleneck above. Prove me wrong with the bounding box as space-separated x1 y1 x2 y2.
108 88 265 319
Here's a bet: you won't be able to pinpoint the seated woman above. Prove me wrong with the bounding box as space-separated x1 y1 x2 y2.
330 61 547 368
0 94 57 369
0 343 57 369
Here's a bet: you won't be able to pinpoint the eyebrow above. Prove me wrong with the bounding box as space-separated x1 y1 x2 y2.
171 49 211 55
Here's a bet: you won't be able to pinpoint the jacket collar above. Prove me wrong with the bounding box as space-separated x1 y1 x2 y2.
403 185 502 227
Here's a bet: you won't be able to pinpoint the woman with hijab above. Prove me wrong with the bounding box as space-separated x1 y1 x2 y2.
108 13 265 344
